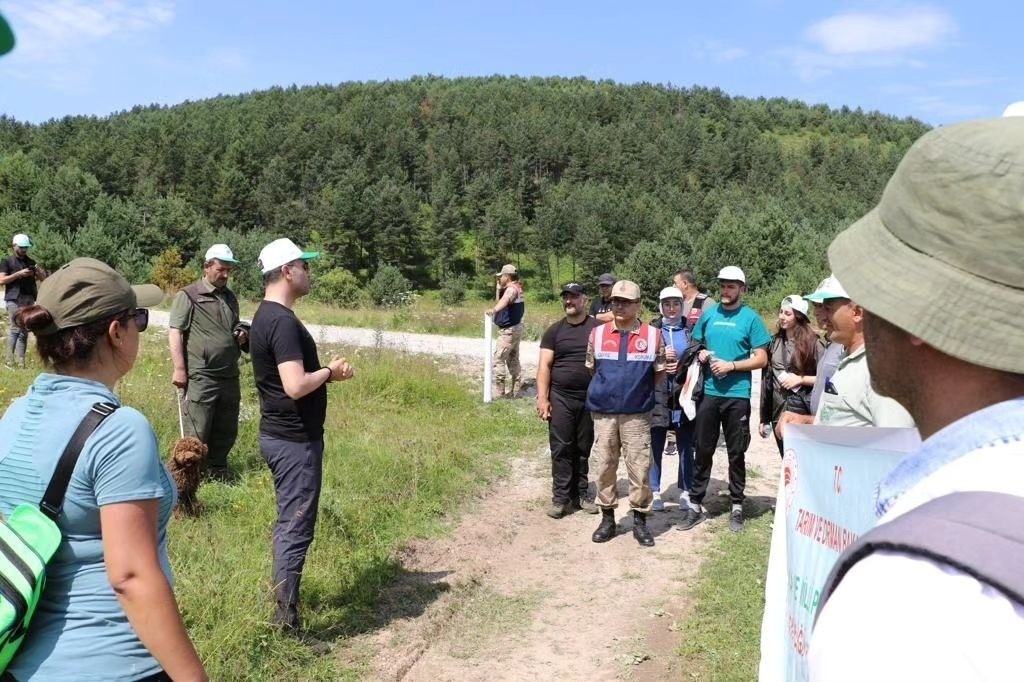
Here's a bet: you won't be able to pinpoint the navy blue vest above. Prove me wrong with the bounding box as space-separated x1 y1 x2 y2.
585 322 660 415
494 282 525 328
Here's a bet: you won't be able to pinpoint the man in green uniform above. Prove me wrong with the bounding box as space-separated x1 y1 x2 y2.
168 244 247 480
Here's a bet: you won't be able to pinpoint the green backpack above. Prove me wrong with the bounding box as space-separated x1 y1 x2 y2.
0 402 118 672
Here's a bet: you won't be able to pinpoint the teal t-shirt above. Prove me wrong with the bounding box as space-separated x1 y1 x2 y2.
691 303 772 399
0 374 175 681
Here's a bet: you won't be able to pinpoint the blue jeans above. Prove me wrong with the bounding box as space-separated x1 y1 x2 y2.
649 419 695 493
6 301 28 364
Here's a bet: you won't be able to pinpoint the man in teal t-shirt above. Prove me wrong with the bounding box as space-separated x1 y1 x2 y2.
678 266 770 533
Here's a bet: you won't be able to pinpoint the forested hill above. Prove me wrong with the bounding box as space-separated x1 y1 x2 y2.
0 76 929 306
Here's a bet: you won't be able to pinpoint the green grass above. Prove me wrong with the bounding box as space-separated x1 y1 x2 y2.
3 332 547 680
677 513 773 682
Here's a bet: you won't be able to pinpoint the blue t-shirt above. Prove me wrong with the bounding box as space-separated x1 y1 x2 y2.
0 374 175 681
691 303 772 399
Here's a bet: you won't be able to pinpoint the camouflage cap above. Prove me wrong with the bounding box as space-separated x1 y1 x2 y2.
829 118 1024 373
36 258 164 335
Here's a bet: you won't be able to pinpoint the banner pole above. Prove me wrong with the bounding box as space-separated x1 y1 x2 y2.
483 314 493 403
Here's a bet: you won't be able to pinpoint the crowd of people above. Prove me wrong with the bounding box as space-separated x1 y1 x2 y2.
2 115 1023 681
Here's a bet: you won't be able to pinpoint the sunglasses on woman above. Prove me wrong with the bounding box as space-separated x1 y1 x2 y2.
130 308 149 332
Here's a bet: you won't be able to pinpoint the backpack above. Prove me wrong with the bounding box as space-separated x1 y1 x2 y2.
816 491 1024 625
0 402 118 672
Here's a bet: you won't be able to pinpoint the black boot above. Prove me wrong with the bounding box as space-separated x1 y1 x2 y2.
633 510 655 547
591 509 616 543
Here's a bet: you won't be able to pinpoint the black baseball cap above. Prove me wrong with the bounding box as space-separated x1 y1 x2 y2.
561 282 586 295
597 273 616 285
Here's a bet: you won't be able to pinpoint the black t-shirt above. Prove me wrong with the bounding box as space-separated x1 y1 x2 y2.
589 297 612 317
250 300 328 442
1 254 38 303
540 316 600 399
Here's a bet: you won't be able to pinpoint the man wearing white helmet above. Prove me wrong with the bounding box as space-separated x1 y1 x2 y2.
0 233 47 367
168 243 248 480
678 266 771 532
649 286 694 511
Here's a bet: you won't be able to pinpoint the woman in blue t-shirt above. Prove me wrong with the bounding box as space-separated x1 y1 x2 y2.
0 259 207 682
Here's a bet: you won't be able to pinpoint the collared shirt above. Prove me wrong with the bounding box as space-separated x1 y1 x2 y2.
809 398 1024 681
169 278 241 378
814 346 915 428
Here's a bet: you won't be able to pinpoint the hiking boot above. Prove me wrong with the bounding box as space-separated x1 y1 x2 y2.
206 467 232 483
572 497 599 514
546 501 573 519
272 602 300 632
729 508 745 533
677 506 706 531
591 509 616 543
633 511 655 547
652 492 664 512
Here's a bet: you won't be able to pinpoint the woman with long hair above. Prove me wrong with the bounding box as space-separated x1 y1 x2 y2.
759 295 823 456
0 258 207 681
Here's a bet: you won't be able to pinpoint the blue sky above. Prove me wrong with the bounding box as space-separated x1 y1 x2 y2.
0 1 1020 125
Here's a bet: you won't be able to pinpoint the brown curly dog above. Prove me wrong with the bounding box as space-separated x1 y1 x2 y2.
169 436 208 518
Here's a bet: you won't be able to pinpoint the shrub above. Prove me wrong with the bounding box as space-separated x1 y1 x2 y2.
311 267 365 308
439 274 467 306
367 264 412 307
150 248 196 293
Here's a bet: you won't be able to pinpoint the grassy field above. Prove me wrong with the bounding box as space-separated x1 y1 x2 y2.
677 513 772 681
2 331 547 680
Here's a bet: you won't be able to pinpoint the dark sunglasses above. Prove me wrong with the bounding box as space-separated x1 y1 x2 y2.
131 308 149 332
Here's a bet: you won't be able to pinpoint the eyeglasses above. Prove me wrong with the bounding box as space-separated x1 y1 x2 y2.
132 308 149 332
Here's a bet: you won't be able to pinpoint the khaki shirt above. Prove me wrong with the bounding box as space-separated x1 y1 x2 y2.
814 346 914 428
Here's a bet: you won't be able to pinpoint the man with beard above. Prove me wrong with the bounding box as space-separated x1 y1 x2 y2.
536 282 601 518
1 233 47 367
250 237 355 630
169 243 248 480
678 266 771 533
810 116 1024 681
589 273 616 322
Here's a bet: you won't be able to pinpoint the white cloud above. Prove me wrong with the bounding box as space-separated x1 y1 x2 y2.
806 7 956 55
4 0 174 63
909 95 988 120
695 40 749 64
776 46 926 82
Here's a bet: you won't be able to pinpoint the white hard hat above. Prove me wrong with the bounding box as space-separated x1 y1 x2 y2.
659 286 684 301
717 266 746 284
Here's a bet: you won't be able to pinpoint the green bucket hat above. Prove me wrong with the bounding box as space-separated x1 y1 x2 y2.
36 258 164 335
828 118 1024 373
0 12 14 56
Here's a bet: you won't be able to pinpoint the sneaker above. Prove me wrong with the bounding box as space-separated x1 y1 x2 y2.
663 445 677 457
729 508 744 532
652 493 664 512
546 502 573 519
677 507 705 531
572 498 599 514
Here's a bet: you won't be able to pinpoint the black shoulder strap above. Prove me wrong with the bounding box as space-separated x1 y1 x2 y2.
39 402 119 521
816 491 1024 624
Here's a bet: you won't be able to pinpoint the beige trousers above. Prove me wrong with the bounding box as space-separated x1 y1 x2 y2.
492 323 523 396
592 412 653 513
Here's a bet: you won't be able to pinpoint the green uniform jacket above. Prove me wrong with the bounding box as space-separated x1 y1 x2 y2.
169 279 242 379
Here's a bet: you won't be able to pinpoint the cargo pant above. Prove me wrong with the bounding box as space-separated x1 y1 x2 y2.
492 323 523 397
592 412 654 513
180 373 241 471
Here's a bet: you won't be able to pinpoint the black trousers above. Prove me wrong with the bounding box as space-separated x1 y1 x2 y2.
691 395 751 505
549 389 593 504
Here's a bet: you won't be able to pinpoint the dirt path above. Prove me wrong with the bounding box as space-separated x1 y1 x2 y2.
149 311 779 679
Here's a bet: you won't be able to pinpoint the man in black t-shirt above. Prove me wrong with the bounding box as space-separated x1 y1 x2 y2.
249 237 354 631
0 233 47 367
536 282 601 518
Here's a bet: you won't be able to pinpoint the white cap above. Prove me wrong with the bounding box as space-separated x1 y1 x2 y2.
204 243 239 263
717 266 746 284
780 294 810 318
257 238 320 274
659 286 684 301
12 233 31 248
804 274 850 303
1002 101 1024 117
